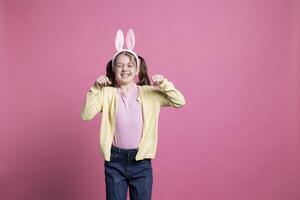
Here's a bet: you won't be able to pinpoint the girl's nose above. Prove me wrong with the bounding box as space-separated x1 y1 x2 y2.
122 65 129 71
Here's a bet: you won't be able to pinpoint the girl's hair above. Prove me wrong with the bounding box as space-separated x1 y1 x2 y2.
106 52 151 87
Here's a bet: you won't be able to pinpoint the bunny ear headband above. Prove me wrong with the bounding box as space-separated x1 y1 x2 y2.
112 29 140 68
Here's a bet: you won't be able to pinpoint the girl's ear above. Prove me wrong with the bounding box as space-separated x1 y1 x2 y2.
126 29 135 50
115 29 124 51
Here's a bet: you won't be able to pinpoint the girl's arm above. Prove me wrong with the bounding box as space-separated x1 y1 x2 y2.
80 81 104 121
155 78 186 108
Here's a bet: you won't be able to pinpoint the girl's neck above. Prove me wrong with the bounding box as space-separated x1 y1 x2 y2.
118 82 136 93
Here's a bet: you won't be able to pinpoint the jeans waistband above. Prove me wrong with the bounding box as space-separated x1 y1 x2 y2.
111 144 139 154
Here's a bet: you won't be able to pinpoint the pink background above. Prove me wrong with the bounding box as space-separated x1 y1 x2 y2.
1 0 299 199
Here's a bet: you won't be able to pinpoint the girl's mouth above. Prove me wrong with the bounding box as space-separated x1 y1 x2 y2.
121 74 130 77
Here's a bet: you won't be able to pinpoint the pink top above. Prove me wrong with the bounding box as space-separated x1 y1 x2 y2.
112 83 143 149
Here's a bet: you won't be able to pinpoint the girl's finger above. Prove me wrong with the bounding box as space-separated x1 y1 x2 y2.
152 78 157 84
152 75 157 82
104 77 109 85
106 77 112 84
156 76 161 82
156 76 161 83
153 76 159 85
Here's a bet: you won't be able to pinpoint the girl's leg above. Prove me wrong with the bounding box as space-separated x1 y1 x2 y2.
104 154 128 200
128 159 153 200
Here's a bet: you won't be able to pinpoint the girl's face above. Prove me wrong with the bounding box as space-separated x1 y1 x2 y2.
114 54 139 86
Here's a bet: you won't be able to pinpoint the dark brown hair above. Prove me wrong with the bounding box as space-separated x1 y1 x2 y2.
106 52 151 87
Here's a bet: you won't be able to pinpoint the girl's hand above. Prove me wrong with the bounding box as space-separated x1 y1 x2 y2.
151 74 165 86
95 75 112 88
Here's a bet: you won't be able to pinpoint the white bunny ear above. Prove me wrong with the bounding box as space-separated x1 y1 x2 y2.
126 29 135 50
115 29 124 51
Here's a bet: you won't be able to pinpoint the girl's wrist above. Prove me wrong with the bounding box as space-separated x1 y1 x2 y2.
94 81 103 89
158 78 167 88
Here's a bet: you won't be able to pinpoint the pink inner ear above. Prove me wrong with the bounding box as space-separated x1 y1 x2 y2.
115 30 124 51
126 29 135 50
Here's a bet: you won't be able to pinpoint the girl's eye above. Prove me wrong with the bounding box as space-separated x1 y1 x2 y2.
115 64 134 68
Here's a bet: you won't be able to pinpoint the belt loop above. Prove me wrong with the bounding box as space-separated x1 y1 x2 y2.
127 152 130 163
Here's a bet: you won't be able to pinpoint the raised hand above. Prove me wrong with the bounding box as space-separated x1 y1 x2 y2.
151 74 165 86
95 75 112 88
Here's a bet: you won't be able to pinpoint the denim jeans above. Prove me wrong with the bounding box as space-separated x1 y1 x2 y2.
104 145 153 200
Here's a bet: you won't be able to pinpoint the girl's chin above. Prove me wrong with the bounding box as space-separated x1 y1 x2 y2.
117 79 134 85
118 76 132 81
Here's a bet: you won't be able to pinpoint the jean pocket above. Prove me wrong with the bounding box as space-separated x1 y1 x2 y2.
138 158 152 167
109 151 119 161
112 150 120 156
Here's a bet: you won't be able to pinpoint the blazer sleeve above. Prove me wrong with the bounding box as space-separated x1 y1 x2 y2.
155 78 186 108
80 81 104 121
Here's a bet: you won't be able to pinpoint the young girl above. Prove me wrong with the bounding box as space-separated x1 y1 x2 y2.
80 29 186 200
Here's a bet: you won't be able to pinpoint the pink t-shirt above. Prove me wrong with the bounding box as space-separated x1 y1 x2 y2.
112 83 143 149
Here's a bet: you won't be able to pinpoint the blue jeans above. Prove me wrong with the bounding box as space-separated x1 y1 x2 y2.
104 145 153 200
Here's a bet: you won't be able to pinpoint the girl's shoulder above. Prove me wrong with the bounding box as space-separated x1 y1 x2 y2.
138 84 155 91
102 86 117 96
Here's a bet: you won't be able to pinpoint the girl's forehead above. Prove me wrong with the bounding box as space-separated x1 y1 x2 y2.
116 55 134 64
115 61 133 65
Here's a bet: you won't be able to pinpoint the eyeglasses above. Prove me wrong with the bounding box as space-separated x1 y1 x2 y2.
114 63 135 69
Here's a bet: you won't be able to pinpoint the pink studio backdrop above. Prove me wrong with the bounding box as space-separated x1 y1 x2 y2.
1 0 299 200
